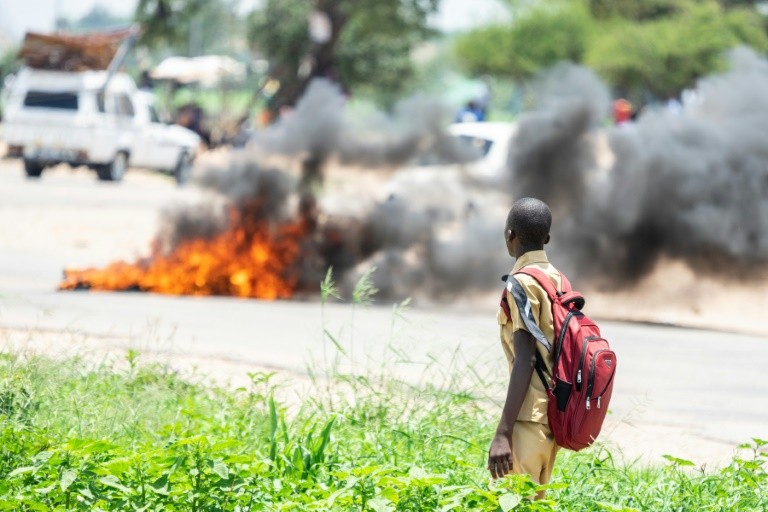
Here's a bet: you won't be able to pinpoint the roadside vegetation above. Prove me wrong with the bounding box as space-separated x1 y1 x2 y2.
1 329 766 510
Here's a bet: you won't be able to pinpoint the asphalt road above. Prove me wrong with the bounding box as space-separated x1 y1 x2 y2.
1 157 766 467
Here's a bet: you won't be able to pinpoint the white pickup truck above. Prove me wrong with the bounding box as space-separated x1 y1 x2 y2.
2 67 200 183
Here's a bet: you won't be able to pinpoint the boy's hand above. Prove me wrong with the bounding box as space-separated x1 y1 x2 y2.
487 432 513 479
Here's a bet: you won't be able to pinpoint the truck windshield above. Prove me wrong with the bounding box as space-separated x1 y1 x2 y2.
23 91 79 110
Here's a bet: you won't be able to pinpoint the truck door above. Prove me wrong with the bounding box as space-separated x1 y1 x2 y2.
131 97 180 171
113 93 146 168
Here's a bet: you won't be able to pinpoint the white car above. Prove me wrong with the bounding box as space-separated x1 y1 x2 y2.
2 67 200 183
447 121 516 181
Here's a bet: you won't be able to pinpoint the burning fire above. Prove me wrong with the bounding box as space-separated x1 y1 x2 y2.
59 206 308 300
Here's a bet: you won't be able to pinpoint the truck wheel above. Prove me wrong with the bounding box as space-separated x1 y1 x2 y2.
23 159 45 178
174 151 193 186
96 151 128 182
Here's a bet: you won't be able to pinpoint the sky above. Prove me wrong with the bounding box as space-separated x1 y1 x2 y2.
0 0 509 43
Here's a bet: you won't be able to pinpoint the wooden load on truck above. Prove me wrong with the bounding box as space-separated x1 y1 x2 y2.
18 28 136 72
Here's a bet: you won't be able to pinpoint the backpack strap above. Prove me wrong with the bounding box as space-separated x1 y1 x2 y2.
514 267 568 301
534 351 550 392
504 275 553 353
517 267 586 310
502 275 553 390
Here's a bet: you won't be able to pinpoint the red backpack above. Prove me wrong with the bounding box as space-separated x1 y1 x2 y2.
500 267 616 451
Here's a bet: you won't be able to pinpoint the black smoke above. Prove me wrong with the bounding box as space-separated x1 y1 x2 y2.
253 79 481 170
151 80 508 300
508 62 609 211
509 50 768 285
155 159 296 254
156 51 768 301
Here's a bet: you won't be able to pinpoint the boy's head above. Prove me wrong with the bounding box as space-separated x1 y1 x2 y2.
505 197 552 257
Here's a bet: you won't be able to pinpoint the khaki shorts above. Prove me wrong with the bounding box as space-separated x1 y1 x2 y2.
511 420 560 485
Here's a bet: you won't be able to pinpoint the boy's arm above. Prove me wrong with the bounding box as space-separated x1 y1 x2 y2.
488 329 537 479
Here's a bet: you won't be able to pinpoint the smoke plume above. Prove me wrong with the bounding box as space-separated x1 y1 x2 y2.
509 62 610 211
155 76 514 300
509 50 768 284
254 79 481 169
156 158 296 254
154 49 768 302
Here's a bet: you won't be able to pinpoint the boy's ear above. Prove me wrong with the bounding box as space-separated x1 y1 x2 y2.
544 234 551 245
506 229 515 242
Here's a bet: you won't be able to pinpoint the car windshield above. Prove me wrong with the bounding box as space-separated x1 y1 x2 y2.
456 135 493 157
414 134 489 167
23 91 79 110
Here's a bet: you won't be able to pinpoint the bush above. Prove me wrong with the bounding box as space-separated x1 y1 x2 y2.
454 2 593 80
0 344 765 510
586 2 768 98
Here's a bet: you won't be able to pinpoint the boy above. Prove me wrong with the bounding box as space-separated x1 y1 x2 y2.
488 197 561 493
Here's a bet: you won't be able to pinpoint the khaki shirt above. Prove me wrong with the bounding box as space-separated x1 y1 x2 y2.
497 250 562 424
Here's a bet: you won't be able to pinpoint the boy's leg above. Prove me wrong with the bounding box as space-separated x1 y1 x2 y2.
511 421 559 498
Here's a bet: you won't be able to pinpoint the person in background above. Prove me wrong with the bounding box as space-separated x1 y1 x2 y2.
612 98 633 125
455 100 485 123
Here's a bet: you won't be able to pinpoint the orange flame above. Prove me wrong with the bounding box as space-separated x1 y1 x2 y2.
59 207 308 300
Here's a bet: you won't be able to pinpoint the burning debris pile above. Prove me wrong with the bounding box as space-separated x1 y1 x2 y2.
59 81 505 301
60 169 309 299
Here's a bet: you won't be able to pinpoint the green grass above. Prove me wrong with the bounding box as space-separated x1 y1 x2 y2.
0 347 766 511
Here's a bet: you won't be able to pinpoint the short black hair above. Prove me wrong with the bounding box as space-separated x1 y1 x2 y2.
506 197 552 246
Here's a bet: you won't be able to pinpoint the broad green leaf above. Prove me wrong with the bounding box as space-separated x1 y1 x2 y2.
35 484 56 495
151 474 170 495
212 459 229 480
99 475 131 494
662 455 695 467
380 486 399 503
7 466 35 478
499 493 521 511
33 451 53 464
224 454 252 464
175 435 206 446
211 439 238 451
60 469 77 492
368 497 395 512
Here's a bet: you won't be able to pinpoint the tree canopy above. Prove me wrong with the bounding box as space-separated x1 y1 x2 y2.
248 0 440 112
454 0 768 100
134 0 242 56
454 1 593 81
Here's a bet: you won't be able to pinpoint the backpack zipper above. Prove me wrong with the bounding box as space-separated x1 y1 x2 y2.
587 349 613 409
555 310 579 367
595 367 617 409
576 336 600 391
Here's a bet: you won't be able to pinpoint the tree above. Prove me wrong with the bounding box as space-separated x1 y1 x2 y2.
585 1 768 99
587 0 683 20
248 0 440 114
454 1 592 80
134 0 242 56
454 0 768 100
